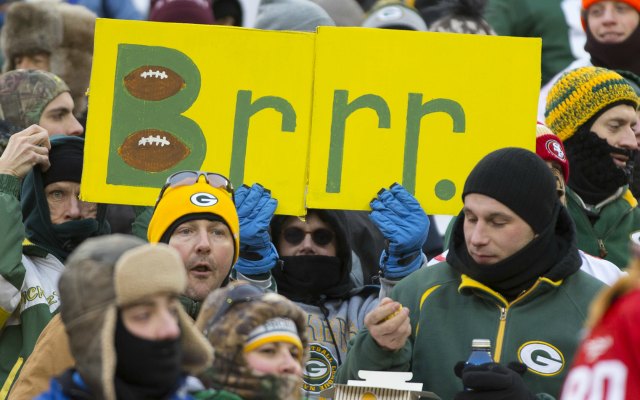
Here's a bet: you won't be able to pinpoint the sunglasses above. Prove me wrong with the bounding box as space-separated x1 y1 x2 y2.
282 227 334 246
155 170 234 207
204 284 266 335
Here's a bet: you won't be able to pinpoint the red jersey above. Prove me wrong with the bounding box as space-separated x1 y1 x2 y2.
560 289 640 400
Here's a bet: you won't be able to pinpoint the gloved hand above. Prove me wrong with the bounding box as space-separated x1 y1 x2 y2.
234 183 279 275
453 362 535 400
369 183 428 278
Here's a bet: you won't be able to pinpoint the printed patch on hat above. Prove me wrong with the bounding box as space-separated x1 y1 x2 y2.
518 341 565 376
376 5 404 21
545 139 566 161
190 192 218 207
303 343 338 394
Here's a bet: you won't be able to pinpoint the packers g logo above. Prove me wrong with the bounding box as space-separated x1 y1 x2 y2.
190 192 218 207
303 343 338 393
518 341 565 376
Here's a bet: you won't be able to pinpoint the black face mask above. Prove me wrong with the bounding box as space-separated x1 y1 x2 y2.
565 128 636 204
585 21 640 76
273 255 350 303
114 314 183 400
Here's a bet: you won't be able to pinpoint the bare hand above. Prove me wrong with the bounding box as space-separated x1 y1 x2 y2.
365 297 411 351
0 125 51 178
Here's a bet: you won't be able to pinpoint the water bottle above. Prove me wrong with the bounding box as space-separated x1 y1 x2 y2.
466 338 493 366
464 338 493 391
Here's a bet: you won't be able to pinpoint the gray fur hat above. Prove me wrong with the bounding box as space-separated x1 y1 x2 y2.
60 236 213 400
255 0 335 32
1 1 96 116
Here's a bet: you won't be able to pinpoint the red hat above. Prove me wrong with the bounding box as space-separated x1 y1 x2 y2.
149 0 215 24
536 122 570 183
581 0 640 30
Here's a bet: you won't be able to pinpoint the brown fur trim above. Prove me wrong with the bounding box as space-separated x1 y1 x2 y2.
0 2 63 72
586 260 640 328
49 3 96 116
101 306 117 400
178 307 215 374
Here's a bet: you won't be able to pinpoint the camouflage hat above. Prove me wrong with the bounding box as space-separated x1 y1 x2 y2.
0 69 70 130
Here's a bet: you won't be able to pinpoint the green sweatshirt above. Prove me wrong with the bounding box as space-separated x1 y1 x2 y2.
336 262 603 400
566 188 640 270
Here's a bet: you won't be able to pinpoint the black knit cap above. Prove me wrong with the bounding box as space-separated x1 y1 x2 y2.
42 135 84 187
462 147 558 233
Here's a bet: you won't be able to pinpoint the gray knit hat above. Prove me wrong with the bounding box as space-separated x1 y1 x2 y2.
255 0 335 31
0 69 70 130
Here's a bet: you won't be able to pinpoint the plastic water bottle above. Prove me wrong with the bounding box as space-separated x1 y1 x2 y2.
464 338 493 391
466 338 493 366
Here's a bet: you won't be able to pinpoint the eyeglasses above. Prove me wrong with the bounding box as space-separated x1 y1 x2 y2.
203 284 266 335
282 227 334 246
155 170 234 207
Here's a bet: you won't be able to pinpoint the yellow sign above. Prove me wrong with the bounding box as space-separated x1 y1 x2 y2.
83 20 540 216
307 28 540 214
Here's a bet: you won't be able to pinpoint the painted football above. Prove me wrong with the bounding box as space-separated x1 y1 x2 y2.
118 129 190 172
123 65 185 101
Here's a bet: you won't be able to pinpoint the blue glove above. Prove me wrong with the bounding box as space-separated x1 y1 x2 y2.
369 183 429 278
234 184 279 275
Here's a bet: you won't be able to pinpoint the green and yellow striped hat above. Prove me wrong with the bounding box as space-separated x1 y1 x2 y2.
545 66 638 141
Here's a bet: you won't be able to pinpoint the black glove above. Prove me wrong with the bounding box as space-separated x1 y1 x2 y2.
453 361 535 400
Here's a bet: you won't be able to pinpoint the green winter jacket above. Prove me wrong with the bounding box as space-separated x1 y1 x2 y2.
566 187 640 269
336 262 603 400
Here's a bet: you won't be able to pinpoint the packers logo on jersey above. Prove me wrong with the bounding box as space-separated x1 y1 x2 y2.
518 341 565 376
303 343 338 394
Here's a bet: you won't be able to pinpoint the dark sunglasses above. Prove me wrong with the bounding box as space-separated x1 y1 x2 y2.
204 284 266 335
283 227 334 246
155 170 234 207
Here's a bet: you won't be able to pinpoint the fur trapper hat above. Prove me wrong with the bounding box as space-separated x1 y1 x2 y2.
60 236 213 400
0 1 64 72
1 1 96 116
196 282 308 399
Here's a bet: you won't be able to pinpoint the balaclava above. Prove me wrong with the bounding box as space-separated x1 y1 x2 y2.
196 282 308 400
270 209 353 304
0 69 69 130
446 148 579 301
545 66 639 204
59 237 213 400
582 0 640 76
21 135 110 262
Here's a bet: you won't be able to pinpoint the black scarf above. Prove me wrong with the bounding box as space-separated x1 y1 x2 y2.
585 22 640 76
21 168 110 262
114 315 183 400
565 126 635 205
447 204 580 301
273 255 350 303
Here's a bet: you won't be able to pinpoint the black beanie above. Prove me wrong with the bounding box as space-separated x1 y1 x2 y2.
462 147 558 233
42 136 84 187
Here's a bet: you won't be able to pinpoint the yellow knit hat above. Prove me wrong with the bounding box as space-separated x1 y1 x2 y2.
147 180 240 265
545 66 639 141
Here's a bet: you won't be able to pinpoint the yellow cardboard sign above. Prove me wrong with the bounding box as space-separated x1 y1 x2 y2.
83 19 315 216
307 27 540 214
83 20 540 216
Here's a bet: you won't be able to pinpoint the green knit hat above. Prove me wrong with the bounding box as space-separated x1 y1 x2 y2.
545 66 638 141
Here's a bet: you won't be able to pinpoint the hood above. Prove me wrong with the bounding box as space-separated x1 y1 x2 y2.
21 135 109 262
